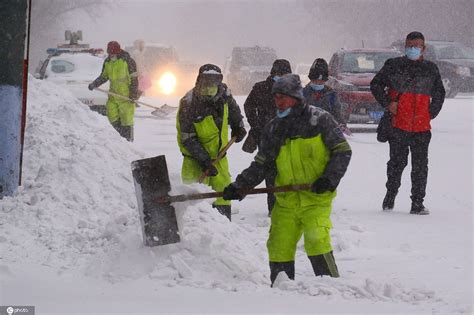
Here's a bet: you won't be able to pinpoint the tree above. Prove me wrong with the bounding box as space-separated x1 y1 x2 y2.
29 0 112 72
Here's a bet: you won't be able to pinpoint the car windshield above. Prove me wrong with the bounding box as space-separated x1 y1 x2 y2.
46 54 105 80
231 49 277 70
432 44 474 59
50 59 75 73
341 52 400 73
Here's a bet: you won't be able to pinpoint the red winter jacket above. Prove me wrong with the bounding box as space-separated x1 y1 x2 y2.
371 57 445 132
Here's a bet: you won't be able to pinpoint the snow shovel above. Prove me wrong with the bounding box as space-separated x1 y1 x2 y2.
94 87 170 117
197 136 237 183
131 154 311 247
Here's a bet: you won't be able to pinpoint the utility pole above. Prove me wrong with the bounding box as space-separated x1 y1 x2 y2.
0 0 30 198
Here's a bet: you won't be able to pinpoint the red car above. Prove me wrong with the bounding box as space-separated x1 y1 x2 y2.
327 48 402 124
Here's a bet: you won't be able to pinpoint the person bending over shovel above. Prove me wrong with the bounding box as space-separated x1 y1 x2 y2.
88 41 139 142
176 64 247 221
223 74 352 286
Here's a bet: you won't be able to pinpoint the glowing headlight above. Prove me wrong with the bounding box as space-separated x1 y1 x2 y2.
158 72 177 95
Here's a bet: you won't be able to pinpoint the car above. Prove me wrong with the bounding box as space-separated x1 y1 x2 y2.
390 40 474 98
124 42 199 97
224 46 278 95
326 48 402 124
35 31 109 115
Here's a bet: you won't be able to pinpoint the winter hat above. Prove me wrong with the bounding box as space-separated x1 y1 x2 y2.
308 58 329 81
271 74 304 101
107 41 121 55
270 59 292 76
196 64 223 85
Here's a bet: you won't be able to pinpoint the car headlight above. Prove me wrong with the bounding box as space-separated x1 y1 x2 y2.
456 66 470 77
158 72 177 95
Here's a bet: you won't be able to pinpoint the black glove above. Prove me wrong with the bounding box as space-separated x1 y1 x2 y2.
311 177 336 194
231 127 247 143
201 160 218 177
88 83 95 91
223 183 245 201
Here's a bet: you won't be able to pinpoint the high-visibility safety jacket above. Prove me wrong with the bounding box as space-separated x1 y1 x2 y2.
370 56 445 132
92 50 139 100
233 103 352 209
176 85 244 183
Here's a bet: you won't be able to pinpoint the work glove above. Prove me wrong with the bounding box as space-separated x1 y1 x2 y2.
201 160 218 177
231 127 247 143
223 183 245 201
311 177 336 194
88 83 95 91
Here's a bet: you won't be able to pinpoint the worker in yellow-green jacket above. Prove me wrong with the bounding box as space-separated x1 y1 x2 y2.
89 41 139 141
223 74 352 286
177 64 247 221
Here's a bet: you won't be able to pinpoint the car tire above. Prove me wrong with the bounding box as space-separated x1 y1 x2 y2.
442 77 459 98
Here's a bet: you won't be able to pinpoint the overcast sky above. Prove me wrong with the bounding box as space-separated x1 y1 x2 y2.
32 0 473 71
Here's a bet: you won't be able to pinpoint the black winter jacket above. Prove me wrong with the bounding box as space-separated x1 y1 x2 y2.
234 102 352 190
178 84 244 165
303 84 346 124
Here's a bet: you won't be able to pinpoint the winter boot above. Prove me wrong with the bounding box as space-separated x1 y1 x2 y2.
269 261 295 287
308 251 340 278
410 203 430 215
119 125 134 142
111 121 122 134
382 191 397 211
213 205 231 221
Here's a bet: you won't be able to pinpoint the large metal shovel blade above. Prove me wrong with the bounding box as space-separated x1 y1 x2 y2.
131 155 180 246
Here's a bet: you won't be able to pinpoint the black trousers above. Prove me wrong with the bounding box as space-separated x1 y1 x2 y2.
386 128 431 205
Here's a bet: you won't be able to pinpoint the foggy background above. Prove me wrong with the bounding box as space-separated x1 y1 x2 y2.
30 0 473 72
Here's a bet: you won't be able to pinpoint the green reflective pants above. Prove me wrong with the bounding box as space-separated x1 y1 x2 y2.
107 96 135 127
181 155 231 206
267 203 333 262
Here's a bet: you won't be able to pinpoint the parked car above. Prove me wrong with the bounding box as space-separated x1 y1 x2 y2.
390 40 474 98
327 48 402 123
35 32 109 115
224 46 278 95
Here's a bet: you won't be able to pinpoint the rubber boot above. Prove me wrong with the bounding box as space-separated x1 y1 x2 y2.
269 261 295 287
308 251 340 278
111 121 121 134
119 125 134 142
213 205 231 221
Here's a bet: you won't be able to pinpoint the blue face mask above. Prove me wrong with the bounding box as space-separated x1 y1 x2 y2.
273 76 281 82
276 107 292 118
405 47 422 60
310 83 325 91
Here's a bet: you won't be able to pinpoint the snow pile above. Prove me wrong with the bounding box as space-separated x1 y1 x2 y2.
0 77 442 307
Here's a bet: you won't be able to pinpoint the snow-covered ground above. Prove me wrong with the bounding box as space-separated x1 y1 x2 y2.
0 78 472 314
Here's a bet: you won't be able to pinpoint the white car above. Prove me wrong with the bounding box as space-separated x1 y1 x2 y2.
35 49 109 115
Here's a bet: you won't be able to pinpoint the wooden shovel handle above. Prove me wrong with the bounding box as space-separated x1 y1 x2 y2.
159 184 312 204
95 87 167 114
198 137 237 183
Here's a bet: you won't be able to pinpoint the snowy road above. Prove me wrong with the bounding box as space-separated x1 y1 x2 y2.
1 80 472 314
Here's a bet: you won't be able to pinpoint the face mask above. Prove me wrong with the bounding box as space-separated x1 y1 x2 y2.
200 85 218 97
310 83 325 91
405 47 422 60
273 76 281 82
110 55 117 61
276 107 292 118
